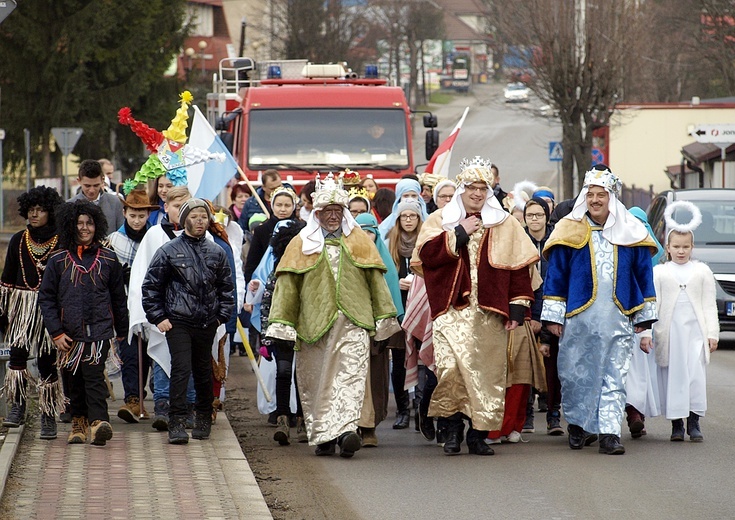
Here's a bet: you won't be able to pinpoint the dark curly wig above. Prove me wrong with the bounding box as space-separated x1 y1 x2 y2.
17 185 64 224
55 200 109 250
270 221 305 264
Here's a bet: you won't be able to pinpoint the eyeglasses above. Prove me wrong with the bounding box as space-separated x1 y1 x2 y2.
465 185 489 194
400 214 419 221
525 213 546 220
437 194 453 200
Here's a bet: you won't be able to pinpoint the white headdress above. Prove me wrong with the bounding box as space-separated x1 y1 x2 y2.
566 166 649 245
441 156 508 231
505 180 538 212
664 200 702 239
300 172 357 255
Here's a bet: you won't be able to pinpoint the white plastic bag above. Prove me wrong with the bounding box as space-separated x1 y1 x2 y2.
256 355 299 415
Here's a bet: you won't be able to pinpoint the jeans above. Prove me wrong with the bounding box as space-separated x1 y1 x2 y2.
152 361 196 403
166 320 218 417
119 334 151 401
68 341 110 423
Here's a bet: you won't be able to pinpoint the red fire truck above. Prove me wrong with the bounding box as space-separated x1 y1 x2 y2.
207 58 438 187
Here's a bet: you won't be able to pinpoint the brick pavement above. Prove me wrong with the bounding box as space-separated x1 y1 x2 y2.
0 404 272 519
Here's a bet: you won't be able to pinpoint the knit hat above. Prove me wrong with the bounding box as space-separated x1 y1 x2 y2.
179 198 212 225
396 199 424 221
524 197 550 223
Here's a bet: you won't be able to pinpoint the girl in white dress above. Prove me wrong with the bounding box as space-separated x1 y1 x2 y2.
640 201 719 442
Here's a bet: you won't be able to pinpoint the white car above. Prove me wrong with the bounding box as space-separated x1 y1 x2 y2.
504 82 530 103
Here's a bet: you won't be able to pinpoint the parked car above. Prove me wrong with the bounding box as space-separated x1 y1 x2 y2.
503 82 530 103
647 189 735 331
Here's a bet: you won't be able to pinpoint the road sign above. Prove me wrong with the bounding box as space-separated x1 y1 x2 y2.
690 124 735 144
549 141 563 162
0 0 17 25
591 148 604 166
51 127 83 156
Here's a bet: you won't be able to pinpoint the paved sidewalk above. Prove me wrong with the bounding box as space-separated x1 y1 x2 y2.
0 404 272 519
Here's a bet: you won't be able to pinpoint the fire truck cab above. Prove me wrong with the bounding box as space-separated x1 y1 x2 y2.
207 58 438 187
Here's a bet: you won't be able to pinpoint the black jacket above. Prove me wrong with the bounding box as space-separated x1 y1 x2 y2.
142 232 235 329
39 244 129 342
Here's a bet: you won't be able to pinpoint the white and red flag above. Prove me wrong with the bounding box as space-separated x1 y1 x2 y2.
423 106 470 177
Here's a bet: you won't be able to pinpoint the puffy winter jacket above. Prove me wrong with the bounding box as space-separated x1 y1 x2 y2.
142 232 235 329
39 244 129 342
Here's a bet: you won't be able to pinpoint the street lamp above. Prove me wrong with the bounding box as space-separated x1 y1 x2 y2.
198 40 208 75
185 47 195 81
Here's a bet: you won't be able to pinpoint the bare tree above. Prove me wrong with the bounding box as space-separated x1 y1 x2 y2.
491 0 646 197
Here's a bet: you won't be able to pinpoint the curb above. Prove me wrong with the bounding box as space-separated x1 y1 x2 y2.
0 424 24 504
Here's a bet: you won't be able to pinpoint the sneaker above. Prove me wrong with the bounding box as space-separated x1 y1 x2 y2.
118 396 142 424
273 415 290 446
504 431 522 443
40 413 57 440
90 420 113 446
68 416 89 444
521 415 535 434
296 417 308 443
547 416 565 436
2 401 26 428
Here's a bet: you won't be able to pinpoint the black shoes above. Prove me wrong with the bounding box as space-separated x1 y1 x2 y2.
168 416 189 445
192 412 212 440
393 411 410 430
598 434 625 455
467 438 494 456
547 413 564 436
314 441 336 456
152 399 170 431
567 424 597 450
686 412 703 442
338 431 362 458
442 430 464 455
670 419 685 441
39 413 57 440
419 414 436 441
2 401 26 428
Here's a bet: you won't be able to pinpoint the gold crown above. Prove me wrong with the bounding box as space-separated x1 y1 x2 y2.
348 187 370 201
341 168 361 186
313 173 349 209
583 167 621 196
456 156 494 186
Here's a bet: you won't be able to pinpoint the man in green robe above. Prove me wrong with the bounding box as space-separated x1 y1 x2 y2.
266 174 399 458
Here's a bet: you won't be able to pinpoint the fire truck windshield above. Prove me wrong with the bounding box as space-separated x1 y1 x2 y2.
248 108 409 169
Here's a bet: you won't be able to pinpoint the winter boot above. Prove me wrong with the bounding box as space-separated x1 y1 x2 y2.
670 419 685 441
39 413 57 440
152 399 169 431
359 427 378 447
687 412 703 442
192 412 212 440
90 420 113 446
273 415 290 446
168 415 189 444
392 390 411 429
419 413 436 441
67 416 89 444
598 434 625 455
2 400 26 428
118 396 142 424
443 420 465 455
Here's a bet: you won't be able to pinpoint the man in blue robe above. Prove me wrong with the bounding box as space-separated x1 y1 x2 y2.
541 165 657 455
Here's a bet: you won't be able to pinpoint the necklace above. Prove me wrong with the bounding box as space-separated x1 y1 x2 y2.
20 229 58 289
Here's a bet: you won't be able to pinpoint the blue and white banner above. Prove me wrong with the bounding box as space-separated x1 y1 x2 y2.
187 105 239 201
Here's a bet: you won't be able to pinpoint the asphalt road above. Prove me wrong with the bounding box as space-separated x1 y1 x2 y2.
282 343 735 520
419 83 563 196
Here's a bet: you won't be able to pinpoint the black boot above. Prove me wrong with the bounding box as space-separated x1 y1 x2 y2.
442 420 465 455
152 399 169 431
419 413 436 441
168 415 189 444
192 411 212 440
466 428 494 456
436 417 449 445
598 434 625 455
40 413 57 440
2 400 26 428
687 412 703 442
567 424 597 449
338 431 362 458
393 389 411 429
314 440 336 456
670 419 685 441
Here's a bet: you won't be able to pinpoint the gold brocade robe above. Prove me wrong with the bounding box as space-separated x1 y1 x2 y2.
428 228 509 431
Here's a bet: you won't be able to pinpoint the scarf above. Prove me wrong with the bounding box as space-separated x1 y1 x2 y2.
123 220 149 243
398 230 417 259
